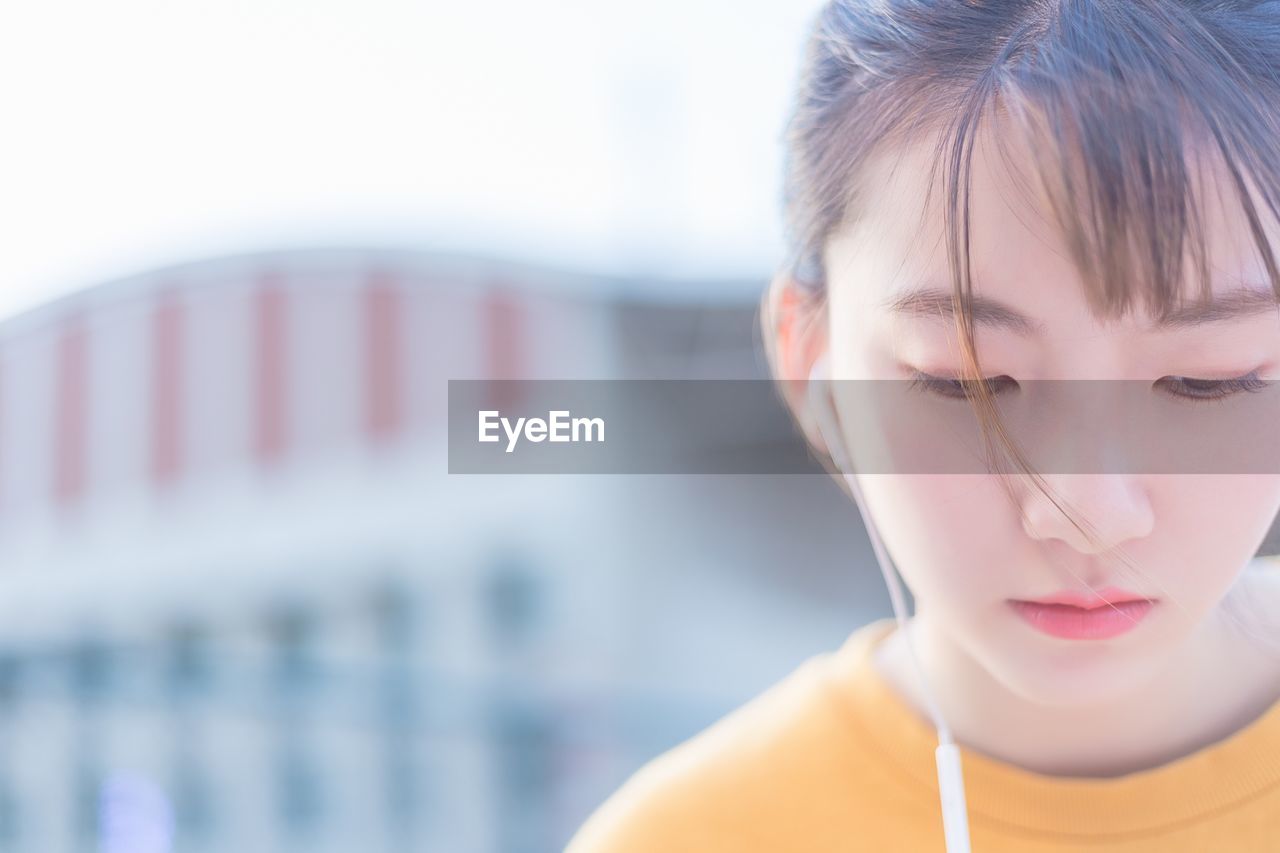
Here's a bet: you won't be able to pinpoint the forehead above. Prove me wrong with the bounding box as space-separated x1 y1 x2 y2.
823 121 1280 336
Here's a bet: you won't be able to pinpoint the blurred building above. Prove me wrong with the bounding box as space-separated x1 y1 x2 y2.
0 248 882 853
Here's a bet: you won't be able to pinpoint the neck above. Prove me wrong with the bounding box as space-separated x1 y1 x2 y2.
875 578 1280 778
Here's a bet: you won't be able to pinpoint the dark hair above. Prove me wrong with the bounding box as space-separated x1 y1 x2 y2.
775 0 1280 570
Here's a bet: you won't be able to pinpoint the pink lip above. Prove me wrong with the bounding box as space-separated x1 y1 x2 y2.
1022 586 1150 609
1008 587 1156 640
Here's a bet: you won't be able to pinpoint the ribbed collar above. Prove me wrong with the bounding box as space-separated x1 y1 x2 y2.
821 617 1280 840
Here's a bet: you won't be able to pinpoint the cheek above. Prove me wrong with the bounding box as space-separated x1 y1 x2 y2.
851 474 1280 624
1149 475 1280 590
854 474 1021 602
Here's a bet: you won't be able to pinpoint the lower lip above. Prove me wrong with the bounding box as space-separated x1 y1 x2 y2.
1008 599 1155 640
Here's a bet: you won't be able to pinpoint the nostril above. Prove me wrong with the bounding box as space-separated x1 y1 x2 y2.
1018 475 1154 553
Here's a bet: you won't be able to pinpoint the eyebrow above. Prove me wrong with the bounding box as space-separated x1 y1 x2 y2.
882 285 1280 335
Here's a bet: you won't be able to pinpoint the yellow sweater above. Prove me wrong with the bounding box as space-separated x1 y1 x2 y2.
565 617 1280 852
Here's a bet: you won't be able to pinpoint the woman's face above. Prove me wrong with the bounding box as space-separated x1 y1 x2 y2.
820 125 1280 706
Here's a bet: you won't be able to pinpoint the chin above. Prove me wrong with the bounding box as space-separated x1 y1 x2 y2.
989 640 1161 708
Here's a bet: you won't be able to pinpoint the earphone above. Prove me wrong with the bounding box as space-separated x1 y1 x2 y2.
806 355 973 853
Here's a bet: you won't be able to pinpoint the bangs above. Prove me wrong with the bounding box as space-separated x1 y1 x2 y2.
778 0 1280 568
939 0 1280 323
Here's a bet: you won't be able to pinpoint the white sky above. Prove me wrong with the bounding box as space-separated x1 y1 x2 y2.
0 0 821 320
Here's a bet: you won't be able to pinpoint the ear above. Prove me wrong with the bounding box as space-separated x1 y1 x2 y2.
761 270 831 456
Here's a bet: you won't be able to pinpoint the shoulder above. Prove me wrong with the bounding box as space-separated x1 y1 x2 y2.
564 654 837 852
565 624 895 852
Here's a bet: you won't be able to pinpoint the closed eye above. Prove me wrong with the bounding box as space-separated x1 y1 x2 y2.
1156 371 1269 403
906 370 1017 400
906 369 1272 403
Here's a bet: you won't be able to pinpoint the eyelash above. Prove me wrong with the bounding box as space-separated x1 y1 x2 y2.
906 369 1272 404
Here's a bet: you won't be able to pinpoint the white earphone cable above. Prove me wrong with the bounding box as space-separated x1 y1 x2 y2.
806 357 972 853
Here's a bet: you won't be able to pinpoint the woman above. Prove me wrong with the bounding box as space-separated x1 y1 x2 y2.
568 1 1280 849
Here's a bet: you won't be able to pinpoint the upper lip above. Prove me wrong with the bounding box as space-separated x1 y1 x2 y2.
1014 586 1153 609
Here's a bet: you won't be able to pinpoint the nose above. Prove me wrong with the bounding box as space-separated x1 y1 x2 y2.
1019 474 1155 554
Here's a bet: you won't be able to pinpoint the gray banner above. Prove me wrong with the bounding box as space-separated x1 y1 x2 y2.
448 379 1280 474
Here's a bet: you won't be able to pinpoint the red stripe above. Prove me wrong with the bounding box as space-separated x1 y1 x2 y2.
483 287 523 409
364 272 402 442
151 290 183 485
254 275 288 465
54 316 88 505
